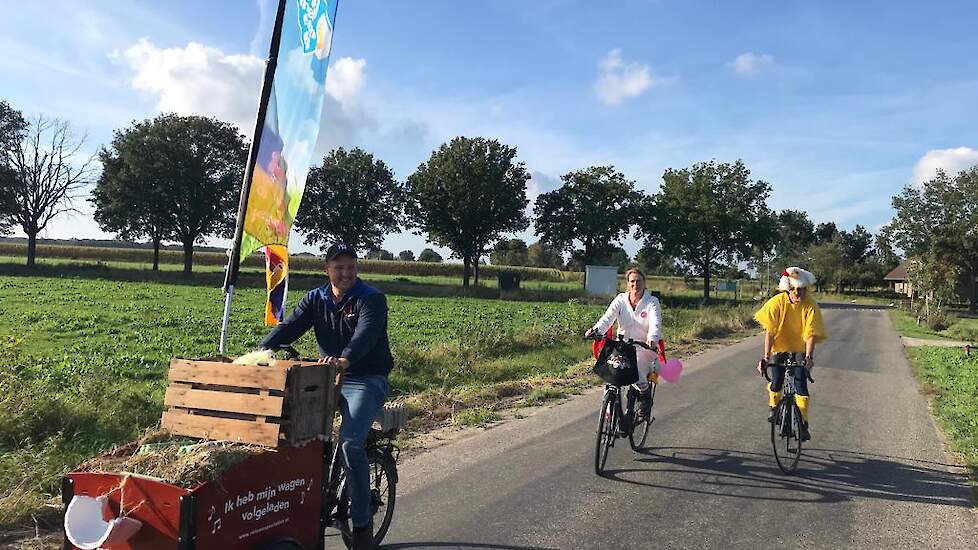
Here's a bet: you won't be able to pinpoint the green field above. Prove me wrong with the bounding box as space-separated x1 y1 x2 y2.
0 258 765 533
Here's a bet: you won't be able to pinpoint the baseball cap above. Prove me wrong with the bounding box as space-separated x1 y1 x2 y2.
324 242 357 262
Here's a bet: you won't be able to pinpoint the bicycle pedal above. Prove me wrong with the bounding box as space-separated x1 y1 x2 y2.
788 448 798 454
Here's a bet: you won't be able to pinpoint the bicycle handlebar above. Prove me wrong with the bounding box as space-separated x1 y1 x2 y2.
761 362 815 384
584 333 652 350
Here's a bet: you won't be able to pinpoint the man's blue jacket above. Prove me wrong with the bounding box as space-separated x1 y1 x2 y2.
260 279 394 377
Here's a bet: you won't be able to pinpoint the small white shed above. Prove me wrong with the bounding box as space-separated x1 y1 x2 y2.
584 265 619 296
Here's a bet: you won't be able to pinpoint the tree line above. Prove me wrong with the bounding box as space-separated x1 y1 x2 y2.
0 100 906 299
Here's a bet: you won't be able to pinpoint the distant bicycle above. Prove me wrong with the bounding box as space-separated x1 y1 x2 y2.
586 334 656 476
764 356 814 474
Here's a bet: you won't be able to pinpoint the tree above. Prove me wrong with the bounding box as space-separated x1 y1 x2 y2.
366 249 394 261
92 120 174 270
774 209 815 265
636 243 681 276
814 222 839 245
490 238 529 266
526 240 563 269
874 225 901 272
418 248 443 263
405 137 530 287
807 237 845 292
4 115 96 265
0 101 26 235
839 225 873 265
890 167 978 311
92 114 246 273
533 166 641 268
650 160 773 301
295 147 403 252
397 250 415 261
569 245 630 271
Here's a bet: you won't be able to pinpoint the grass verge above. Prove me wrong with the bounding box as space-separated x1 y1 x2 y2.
890 308 978 341
905 347 978 483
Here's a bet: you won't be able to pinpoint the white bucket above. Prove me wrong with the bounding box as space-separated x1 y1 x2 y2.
64 495 142 549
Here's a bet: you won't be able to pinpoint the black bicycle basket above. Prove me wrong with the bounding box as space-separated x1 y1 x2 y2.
593 339 639 386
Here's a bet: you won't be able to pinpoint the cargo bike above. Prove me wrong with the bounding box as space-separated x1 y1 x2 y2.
61 356 405 550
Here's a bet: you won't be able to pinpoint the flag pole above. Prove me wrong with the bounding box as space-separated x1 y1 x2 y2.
220 0 289 356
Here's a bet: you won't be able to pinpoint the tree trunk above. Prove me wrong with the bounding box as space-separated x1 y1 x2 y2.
703 264 712 303
969 268 977 313
462 256 471 288
26 231 37 266
474 258 480 286
182 241 194 274
152 236 161 271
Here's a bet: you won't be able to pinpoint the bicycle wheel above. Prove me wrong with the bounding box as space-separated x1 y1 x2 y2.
340 451 398 549
770 397 802 474
594 391 617 475
629 384 655 451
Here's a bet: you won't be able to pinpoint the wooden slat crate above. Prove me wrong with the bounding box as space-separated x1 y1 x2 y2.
161 358 337 447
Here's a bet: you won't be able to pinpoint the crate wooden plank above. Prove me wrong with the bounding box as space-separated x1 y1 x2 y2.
164 386 284 417
167 359 287 390
161 410 281 447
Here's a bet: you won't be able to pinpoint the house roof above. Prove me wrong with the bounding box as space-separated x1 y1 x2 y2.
884 261 908 281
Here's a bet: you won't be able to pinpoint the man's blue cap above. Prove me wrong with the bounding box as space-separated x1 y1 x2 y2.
325 242 357 262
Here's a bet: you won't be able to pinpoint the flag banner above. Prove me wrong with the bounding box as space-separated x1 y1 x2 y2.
240 0 339 261
264 244 289 325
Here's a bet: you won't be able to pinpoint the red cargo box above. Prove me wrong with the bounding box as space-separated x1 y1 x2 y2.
64 441 325 550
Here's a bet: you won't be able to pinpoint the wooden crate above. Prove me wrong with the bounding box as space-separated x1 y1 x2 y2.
161 358 337 447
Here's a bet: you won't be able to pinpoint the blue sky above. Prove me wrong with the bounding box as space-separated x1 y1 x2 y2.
2 0 977 259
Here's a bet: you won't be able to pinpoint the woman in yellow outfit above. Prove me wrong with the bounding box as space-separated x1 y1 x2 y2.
754 267 827 441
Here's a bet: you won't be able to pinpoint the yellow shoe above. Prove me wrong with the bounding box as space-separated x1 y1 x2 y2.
767 385 781 408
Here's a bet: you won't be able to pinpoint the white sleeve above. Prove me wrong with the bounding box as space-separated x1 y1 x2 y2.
646 297 662 343
592 295 622 335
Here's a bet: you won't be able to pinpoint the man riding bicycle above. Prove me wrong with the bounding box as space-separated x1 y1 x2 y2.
754 267 827 441
586 268 666 425
259 243 392 550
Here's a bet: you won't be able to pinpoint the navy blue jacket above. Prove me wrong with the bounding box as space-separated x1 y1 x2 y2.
260 279 394 378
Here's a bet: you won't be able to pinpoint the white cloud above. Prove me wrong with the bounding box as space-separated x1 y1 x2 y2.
121 39 264 132
731 52 774 76
326 57 367 111
912 147 978 184
119 38 369 138
594 49 667 106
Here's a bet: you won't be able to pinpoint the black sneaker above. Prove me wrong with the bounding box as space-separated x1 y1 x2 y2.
767 407 777 423
637 389 653 421
352 519 374 550
799 423 811 442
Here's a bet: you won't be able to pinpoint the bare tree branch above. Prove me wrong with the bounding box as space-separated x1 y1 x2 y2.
8 114 96 264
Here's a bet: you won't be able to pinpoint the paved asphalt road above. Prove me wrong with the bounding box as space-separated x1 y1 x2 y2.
377 305 978 549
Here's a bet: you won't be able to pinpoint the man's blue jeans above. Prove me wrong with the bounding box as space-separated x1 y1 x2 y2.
338 374 389 528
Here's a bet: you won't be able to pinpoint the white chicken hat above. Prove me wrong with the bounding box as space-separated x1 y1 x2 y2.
778 266 817 291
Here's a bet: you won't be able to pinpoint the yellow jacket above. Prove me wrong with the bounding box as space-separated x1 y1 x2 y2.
754 292 827 353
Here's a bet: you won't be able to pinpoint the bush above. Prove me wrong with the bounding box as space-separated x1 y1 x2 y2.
925 309 952 332
945 322 978 342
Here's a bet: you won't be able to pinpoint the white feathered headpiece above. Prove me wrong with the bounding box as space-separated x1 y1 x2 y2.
778 266 817 291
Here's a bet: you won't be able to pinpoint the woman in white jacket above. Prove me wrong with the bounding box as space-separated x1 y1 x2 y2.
586 267 665 418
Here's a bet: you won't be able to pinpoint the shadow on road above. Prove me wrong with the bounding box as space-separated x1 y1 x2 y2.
602 446 973 508
383 543 557 550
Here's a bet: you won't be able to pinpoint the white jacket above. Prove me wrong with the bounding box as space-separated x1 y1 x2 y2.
591 290 663 344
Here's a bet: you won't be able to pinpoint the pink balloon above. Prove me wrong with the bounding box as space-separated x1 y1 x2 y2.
659 358 683 384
